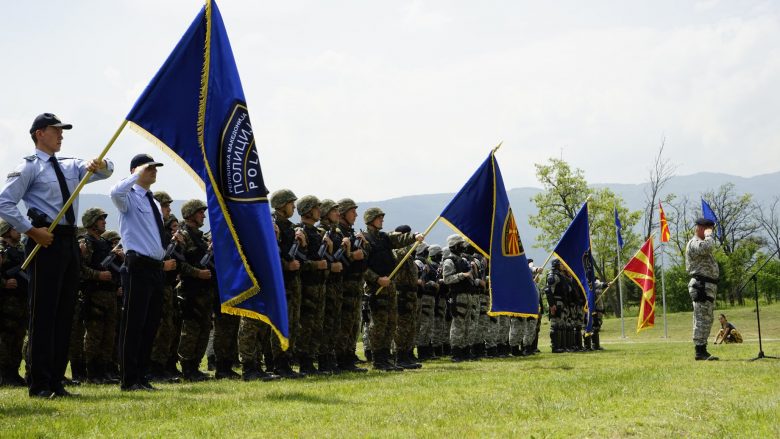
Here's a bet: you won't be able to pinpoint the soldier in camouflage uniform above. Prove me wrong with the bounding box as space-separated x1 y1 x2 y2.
363 207 422 371
545 259 568 353
569 270 586 352
392 226 422 369
508 317 526 356
237 317 280 381
270 189 305 378
295 195 330 375
0 220 29 386
79 208 122 383
496 315 511 357
686 217 719 361
208 226 242 380
443 234 477 362
177 199 217 380
150 209 184 380
317 199 345 373
437 247 454 357
99 230 123 379
588 278 608 351
334 198 369 372
470 252 488 359
415 244 440 361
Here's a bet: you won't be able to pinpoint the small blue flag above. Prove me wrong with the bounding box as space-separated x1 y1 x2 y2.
439 150 539 317
701 199 722 239
614 207 624 249
552 202 597 333
125 0 289 349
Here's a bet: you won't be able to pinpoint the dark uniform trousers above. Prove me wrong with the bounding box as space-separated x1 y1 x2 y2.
26 227 80 395
119 251 164 388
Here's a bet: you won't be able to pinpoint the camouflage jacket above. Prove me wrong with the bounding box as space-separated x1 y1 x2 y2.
177 223 209 280
363 225 415 285
392 245 419 290
685 235 719 280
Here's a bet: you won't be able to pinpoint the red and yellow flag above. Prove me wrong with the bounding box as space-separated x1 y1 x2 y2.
623 237 656 333
659 202 670 243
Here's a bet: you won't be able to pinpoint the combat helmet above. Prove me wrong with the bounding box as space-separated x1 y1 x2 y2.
270 189 297 209
446 234 465 249
181 199 207 219
337 198 358 215
320 199 339 216
82 207 107 229
363 207 385 224
0 220 11 237
296 195 321 216
101 230 121 243
427 244 443 258
164 213 179 229
154 191 173 205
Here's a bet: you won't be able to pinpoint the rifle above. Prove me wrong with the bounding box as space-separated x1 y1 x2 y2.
164 232 185 261
5 265 30 282
286 227 309 262
200 250 215 270
99 241 123 273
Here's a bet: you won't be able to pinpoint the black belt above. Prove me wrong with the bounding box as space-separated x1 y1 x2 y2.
125 251 163 270
693 274 718 285
35 223 78 236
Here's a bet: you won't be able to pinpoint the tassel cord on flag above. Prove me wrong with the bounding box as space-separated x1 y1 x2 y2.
375 216 441 295
22 120 129 270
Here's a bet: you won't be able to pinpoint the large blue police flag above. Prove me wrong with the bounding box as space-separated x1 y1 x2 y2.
439 149 539 317
552 202 597 333
125 0 288 348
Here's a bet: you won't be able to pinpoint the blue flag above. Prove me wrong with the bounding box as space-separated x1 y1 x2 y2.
552 202 597 333
439 149 539 317
614 207 624 249
701 199 722 238
125 0 288 348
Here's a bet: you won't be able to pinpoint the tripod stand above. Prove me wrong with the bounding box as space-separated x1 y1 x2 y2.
736 248 779 361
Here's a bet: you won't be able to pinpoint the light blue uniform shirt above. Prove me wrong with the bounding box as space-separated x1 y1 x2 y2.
0 149 114 232
110 174 166 261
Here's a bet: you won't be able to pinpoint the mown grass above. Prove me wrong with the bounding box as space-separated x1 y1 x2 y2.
1 304 779 438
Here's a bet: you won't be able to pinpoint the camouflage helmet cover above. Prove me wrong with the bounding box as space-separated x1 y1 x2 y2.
296 195 321 216
319 199 339 216
101 230 121 242
427 244 443 257
181 199 207 219
153 191 173 204
82 207 108 228
164 213 179 229
363 207 385 224
0 219 12 236
446 234 465 248
337 198 358 215
270 189 297 209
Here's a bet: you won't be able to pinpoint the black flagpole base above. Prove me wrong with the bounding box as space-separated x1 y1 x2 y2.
749 351 780 361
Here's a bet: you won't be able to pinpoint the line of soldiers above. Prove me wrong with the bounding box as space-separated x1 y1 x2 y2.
0 190 611 388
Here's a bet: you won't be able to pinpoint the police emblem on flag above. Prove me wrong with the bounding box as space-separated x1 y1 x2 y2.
220 101 268 202
502 208 523 256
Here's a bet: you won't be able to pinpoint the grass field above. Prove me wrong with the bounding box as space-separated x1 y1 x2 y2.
1 303 779 438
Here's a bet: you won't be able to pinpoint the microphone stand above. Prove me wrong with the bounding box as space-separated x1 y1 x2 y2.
735 248 779 361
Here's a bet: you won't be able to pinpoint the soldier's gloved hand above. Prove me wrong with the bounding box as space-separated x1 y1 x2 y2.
315 260 328 270
331 262 343 273
415 234 425 242
704 228 714 238
287 259 301 271
5 278 17 289
352 249 365 261
378 276 391 287
163 259 177 271
98 271 113 282
197 269 212 280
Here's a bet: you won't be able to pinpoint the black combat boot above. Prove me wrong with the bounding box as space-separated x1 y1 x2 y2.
207 354 216 371
364 349 373 362
498 343 510 358
298 355 320 375
317 354 335 374
486 346 498 358
69 360 86 384
551 331 565 353
695 344 719 361
594 333 604 350
511 345 522 356
274 356 304 379
524 344 535 356
242 361 280 382
574 330 584 352
396 351 422 370
1 367 26 387
583 335 593 351
416 345 430 361
433 345 443 358
443 343 452 356
337 353 368 373
450 346 466 363
182 361 209 382
215 360 241 379
473 343 485 360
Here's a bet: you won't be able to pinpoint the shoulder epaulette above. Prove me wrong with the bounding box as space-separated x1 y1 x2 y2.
6 172 21 179
23 155 36 161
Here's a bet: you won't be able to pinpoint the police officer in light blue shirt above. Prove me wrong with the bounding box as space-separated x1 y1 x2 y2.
110 154 176 391
0 113 114 398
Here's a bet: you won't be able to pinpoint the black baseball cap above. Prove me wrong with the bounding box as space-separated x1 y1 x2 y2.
695 217 715 227
29 113 72 134
130 154 164 171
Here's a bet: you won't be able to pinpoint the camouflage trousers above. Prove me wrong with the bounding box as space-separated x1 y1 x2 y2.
432 294 449 347
497 315 510 346
394 287 418 352
509 317 527 347
151 284 178 366
320 277 343 356
298 280 326 357
485 314 499 348
449 292 476 349
0 294 28 374
177 288 213 364
690 281 717 345
415 294 436 347
475 293 489 345
238 317 272 368
549 300 567 337
83 289 118 365
214 311 239 363
367 282 398 352
272 274 301 360
336 279 363 356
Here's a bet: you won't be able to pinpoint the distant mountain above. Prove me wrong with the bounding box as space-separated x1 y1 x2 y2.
78 171 780 263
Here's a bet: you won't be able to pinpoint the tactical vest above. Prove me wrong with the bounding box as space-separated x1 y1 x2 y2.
445 255 471 295
181 224 210 291
0 243 28 296
365 230 395 277
277 217 296 258
300 223 326 284
545 270 567 305
85 234 117 291
341 223 367 276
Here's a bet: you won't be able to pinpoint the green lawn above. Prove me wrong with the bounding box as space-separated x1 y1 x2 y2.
2 304 779 438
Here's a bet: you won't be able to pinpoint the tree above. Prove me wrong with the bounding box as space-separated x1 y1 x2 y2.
701 183 760 255
663 193 695 263
641 138 676 240
755 196 780 258
528 158 589 251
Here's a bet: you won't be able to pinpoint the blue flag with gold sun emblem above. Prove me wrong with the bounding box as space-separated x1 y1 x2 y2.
439 149 539 317
125 0 288 349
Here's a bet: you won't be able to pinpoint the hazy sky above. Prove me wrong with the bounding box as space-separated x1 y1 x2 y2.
2 0 778 202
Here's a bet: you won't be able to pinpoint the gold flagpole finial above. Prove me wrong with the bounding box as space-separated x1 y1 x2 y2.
492 141 503 154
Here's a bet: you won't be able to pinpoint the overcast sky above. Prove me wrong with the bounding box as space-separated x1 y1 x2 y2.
2 0 778 202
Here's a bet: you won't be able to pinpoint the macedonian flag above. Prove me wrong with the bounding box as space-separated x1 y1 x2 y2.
623 237 656 333
659 202 670 243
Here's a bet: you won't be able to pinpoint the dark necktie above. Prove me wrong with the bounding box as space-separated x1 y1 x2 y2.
145 191 166 249
48 156 76 225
